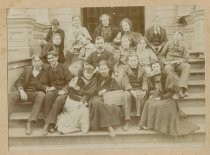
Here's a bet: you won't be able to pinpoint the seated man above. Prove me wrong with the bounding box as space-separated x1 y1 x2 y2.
86 36 114 72
160 30 190 98
40 51 73 135
122 54 148 123
9 55 47 135
144 16 168 55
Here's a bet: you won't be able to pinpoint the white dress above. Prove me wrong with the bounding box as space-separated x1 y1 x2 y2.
56 96 90 134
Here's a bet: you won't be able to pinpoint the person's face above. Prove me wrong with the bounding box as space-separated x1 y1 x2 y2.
173 32 183 43
73 17 81 27
95 38 105 51
52 25 59 32
137 39 147 51
99 64 110 78
32 57 43 69
53 35 61 46
152 63 161 74
153 18 160 27
122 21 131 32
83 70 93 80
128 56 138 68
101 16 110 27
76 35 87 44
121 37 130 49
47 54 58 66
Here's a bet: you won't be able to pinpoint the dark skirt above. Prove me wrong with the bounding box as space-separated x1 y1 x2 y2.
89 96 121 131
139 98 200 136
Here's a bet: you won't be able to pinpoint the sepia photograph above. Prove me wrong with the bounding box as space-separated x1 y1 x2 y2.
7 6 206 151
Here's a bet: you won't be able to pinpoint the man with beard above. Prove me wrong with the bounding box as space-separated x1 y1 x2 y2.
89 60 121 137
86 36 114 72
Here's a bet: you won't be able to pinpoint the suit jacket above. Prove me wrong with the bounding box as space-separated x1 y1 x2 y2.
40 63 73 91
86 49 114 69
14 66 47 92
122 65 148 91
144 26 168 46
160 41 189 64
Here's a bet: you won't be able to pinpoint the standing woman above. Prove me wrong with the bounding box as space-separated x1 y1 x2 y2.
114 18 142 48
89 60 121 137
67 16 92 48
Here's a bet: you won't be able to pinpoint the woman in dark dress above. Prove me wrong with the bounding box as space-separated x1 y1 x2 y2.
92 14 120 53
89 60 121 137
41 33 62 64
139 69 199 136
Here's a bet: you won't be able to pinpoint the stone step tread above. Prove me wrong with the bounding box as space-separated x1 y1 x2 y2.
9 142 205 150
189 59 205 63
190 68 205 74
176 92 204 100
188 80 205 86
10 104 205 121
180 106 205 115
9 123 205 138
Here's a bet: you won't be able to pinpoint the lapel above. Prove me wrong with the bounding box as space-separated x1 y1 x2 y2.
24 66 33 85
126 65 144 80
126 66 137 78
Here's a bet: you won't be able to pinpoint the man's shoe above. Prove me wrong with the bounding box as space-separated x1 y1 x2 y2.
25 121 32 135
48 124 55 133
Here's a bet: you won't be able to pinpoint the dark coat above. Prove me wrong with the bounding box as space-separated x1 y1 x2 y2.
66 76 98 103
122 65 148 91
92 24 120 43
45 28 65 63
14 66 47 92
40 63 73 90
144 26 168 46
86 49 114 69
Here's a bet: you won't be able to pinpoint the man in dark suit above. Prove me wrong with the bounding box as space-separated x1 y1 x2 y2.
9 55 47 135
40 51 73 136
86 36 114 71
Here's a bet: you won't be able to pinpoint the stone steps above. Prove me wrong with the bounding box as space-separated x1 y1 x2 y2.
9 123 205 148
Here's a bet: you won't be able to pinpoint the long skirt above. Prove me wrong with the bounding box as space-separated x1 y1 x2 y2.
56 97 89 134
89 96 121 131
139 98 199 136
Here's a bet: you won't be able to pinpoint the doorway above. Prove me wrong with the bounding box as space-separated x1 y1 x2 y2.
82 6 145 36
